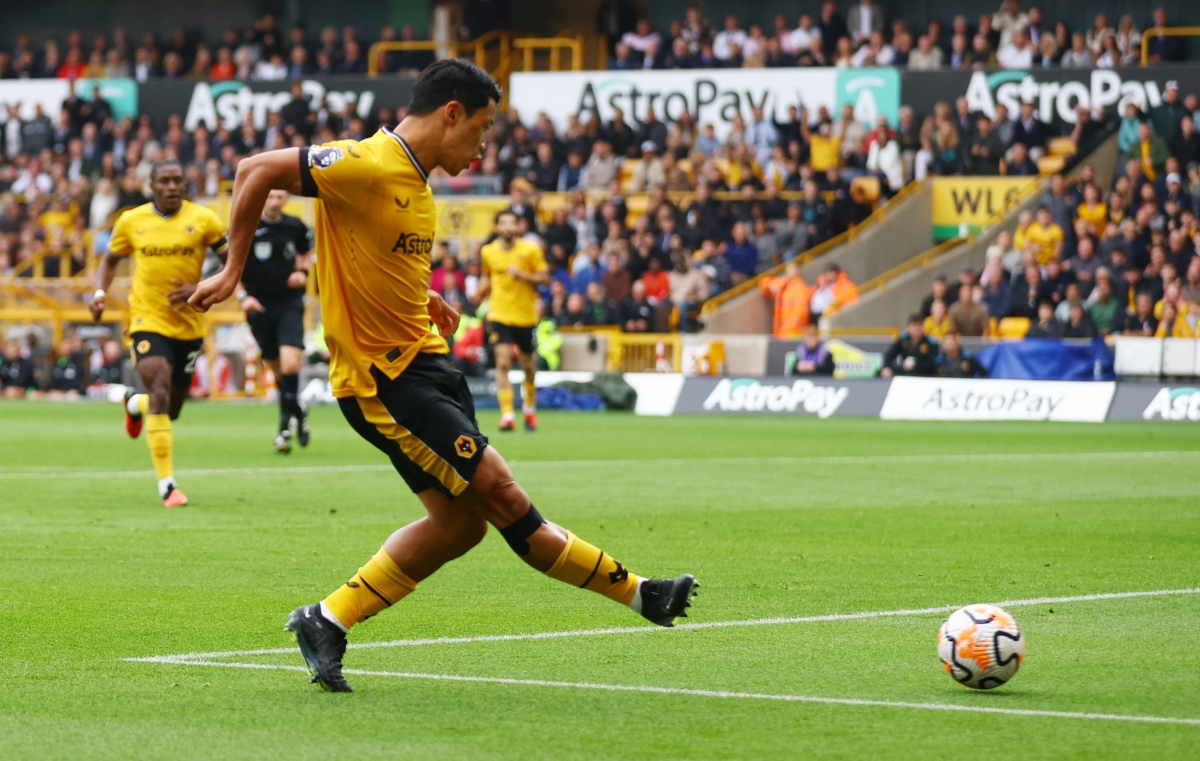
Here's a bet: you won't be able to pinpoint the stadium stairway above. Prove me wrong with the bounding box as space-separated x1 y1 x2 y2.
700 180 933 334
823 133 1121 335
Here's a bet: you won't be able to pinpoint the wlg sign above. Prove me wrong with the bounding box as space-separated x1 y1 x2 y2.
931 177 1039 241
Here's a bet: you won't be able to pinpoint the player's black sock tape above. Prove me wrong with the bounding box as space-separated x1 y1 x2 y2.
499 505 545 556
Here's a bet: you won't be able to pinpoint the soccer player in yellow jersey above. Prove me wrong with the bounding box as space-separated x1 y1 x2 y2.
479 209 549 431
90 159 229 507
189 60 697 693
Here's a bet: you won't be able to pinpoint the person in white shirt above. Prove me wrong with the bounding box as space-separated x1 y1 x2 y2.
847 0 882 47
713 15 747 61
253 53 288 81
621 19 662 56
996 29 1035 68
788 15 822 55
850 31 894 67
992 0 1029 49
1060 33 1093 68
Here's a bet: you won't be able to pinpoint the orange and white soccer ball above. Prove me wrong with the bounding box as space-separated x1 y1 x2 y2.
937 604 1025 689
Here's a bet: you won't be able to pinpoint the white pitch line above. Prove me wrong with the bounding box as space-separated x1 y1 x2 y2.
131 659 1200 727
6 450 1200 481
127 587 1200 663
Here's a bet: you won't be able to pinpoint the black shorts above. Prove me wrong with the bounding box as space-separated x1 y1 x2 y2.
246 296 305 361
486 321 535 355
338 354 489 499
129 332 204 388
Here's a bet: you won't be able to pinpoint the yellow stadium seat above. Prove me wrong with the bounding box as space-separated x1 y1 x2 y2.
1037 155 1066 176
997 316 1031 338
850 176 881 205
619 159 641 193
1047 137 1077 157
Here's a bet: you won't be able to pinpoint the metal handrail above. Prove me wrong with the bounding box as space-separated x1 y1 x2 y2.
1141 27 1200 65
511 37 584 72
367 40 459 78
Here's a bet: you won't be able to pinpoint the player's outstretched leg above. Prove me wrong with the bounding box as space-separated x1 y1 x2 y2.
470 448 698 625
133 355 188 507
287 448 695 692
493 339 517 432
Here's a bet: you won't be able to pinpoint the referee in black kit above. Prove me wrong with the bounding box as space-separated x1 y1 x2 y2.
238 189 314 453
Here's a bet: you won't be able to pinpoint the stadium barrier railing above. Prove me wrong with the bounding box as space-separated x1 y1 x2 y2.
1141 27 1200 65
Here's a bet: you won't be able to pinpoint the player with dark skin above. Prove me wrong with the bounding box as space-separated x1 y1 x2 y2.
187 101 579 581
90 164 211 421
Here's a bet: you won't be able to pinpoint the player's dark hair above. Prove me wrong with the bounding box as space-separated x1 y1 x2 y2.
150 158 183 181
495 209 519 224
408 59 502 117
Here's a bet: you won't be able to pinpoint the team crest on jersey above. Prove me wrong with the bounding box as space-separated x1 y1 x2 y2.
185 225 195 236
309 145 344 169
136 340 151 355
254 241 272 261
454 435 477 458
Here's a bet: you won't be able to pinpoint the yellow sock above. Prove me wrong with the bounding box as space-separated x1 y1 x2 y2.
135 394 149 416
498 388 514 416
145 414 173 480
522 381 537 411
544 531 642 605
322 547 417 629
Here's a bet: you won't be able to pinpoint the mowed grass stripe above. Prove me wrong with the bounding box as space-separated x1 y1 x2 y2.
130 660 1200 727
6 450 1200 480
128 587 1200 661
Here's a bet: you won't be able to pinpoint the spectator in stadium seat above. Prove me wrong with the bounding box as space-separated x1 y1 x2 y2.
1025 206 1063 265
43 336 87 398
1123 291 1159 335
847 0 884 47
936 332 987 378
695 124 720 157
922 275 957 320
609 42 638 70
629 141 665 192
1061 301 1098 338
1012 102 1048 155
791 323 835 376
907 34 943 69
760 261 813 338
923 298 952 339
724 221 758 286
980 265 1012 319
580 139 617 192
0 340 35 398
1155 301 1194 337
527 141 561 191
93 338 126 386
1026 301 1064 338
1046 261 1077 307
879 314 940 378
1067 237 1101 294
996 29 1036 68
931 121 963 176
1170 115 1200 168
669 253 709 333
1060 33 1093 68
948 283 990 337
558 292 588 328
966 116 1004 175
571 244 606 295
1003 142 1041 172
1012 264 1050 318
584 281 617 325
1151 81 1188 145
1088 276 1122 335
1135 121 1170 181
619 280 655 333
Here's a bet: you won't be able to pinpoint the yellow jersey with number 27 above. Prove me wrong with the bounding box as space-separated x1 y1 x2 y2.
301 127 448 399
108 200 229 341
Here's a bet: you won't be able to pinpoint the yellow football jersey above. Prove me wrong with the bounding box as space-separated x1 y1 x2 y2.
305 127 447 398
480 237 547 328
109 200 228 341
1024 222 1063 265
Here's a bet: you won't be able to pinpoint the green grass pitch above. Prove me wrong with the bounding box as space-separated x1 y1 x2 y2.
1 401 1198 759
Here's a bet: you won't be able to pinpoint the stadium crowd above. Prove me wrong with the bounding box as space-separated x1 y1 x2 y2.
609 3 1188 71
1 5 1198 391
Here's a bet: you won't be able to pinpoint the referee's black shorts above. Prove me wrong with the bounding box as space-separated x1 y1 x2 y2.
246 295 305 360
486 321 535 355
337 354 488 499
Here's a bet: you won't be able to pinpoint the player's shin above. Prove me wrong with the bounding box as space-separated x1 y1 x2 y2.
522 380 537 412
277 373 300 431
320 547 417 631
145 414 174 495
500 506 642 606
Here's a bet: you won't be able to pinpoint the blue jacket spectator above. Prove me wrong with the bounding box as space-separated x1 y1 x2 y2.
724 221 759 282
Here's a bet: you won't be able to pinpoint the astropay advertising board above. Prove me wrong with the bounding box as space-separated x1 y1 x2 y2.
509 68 899 140
880 377 1115 422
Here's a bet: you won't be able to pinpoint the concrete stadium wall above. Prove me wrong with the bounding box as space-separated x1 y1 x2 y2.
702 183 934 335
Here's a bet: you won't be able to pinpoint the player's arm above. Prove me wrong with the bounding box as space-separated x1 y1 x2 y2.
91 216 133 321
475 255 492 302
189 148 303 312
